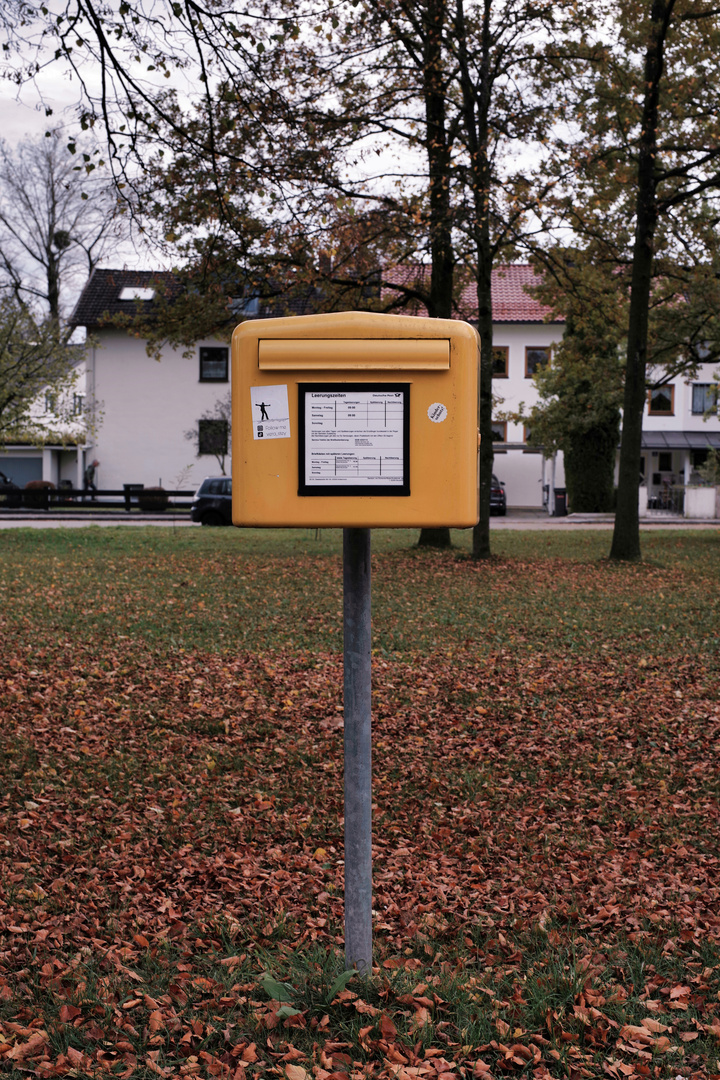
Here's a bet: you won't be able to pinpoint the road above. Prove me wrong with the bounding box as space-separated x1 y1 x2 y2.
0 511 717 530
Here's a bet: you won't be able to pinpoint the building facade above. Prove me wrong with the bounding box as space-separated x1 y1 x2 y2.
3 265 717 512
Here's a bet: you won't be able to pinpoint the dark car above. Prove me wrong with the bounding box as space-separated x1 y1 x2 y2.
0 469 21 509
191 476 233 525
490 473 507 516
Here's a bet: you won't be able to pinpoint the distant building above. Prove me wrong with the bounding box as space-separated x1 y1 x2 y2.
3 264 716 513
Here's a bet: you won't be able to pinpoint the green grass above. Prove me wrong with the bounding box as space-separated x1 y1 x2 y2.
1 526 718 657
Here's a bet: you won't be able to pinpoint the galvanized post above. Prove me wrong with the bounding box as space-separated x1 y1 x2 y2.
343 527 372 974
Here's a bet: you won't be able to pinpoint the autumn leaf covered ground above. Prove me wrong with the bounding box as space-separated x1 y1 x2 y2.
1 526 719 1080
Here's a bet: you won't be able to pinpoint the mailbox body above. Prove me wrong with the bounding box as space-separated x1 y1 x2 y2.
231 311 479 528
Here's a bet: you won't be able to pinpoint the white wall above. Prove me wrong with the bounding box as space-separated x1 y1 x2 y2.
86 322 717 508
89 331 231 491
89 322 568 504
491 322 565 507
644 362 720 437
643 362 720 492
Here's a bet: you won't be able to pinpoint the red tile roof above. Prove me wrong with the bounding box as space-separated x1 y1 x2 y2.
490 265 561 323
382 263 562 323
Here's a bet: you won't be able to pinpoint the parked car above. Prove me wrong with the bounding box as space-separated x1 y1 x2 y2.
191 476 233 526
490 473 507 516
0 470 21 509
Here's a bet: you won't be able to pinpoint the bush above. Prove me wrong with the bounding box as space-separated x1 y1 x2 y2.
698 448 720 486
138 486 169 513
23 480 56 510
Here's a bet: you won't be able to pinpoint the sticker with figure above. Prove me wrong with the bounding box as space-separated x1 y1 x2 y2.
250 384 291 440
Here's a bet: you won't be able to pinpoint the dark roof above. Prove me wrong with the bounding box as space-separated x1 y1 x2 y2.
70 269 183 329
70 268 308 329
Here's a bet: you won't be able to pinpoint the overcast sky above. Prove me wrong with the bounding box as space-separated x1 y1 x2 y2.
1 64 87 144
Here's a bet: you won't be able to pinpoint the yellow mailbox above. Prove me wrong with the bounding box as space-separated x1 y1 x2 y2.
231 311 479 528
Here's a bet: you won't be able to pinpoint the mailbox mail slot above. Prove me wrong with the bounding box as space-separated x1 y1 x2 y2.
231 311 479 528
258 338 450 370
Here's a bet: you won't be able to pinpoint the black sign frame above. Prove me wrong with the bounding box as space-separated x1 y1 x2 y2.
298 382 410 497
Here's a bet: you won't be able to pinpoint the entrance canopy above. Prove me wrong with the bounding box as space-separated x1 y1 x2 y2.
642 431 720 450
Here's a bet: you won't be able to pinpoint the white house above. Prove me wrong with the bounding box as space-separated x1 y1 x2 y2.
4 264 716 511
66 269 242 492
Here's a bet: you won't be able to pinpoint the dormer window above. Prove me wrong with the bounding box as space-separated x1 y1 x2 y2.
119 287 155 301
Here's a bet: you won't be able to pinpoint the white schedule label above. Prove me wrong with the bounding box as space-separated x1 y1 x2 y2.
304 389 406 488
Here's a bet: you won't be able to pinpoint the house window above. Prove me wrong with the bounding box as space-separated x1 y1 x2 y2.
658 451 672 472
492 346 508 377
648 386 674 415
44 392 57 413
491 421 507 443
198 419 229 456
525 346 550 377
692 448 709 470
199 347 229 382
691 384 717 415
72 393 85 416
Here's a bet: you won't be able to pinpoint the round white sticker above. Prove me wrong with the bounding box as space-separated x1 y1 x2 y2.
427 402 448 423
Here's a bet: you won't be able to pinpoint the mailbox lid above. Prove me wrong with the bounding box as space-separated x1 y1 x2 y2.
258 338 449 370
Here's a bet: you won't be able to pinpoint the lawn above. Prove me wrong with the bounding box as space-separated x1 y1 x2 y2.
1 526 719 1080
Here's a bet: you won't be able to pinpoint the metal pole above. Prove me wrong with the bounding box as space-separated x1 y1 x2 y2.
343 527 372 974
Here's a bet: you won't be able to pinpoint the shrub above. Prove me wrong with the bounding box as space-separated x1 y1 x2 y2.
698 448 720 486
23 480 56 510
138 486 169 512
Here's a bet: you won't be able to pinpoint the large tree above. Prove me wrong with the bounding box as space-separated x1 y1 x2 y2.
533 0 720 559
0 131 129 321
4 0 570 558
450 0 562 556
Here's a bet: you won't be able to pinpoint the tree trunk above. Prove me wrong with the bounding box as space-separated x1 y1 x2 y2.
417 527 452 548
455 0 494 559
418 0 454 551
473 242 493 559
565 421 619 512
610 0 674 561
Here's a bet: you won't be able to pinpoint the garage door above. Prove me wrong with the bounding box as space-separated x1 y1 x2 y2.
0 457 43 486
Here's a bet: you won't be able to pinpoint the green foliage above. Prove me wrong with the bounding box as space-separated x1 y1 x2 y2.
531 0 720 558
507 253 623 511
564 425 619 513
0 297 84 445
258 973 295 1003
698 447 720 485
